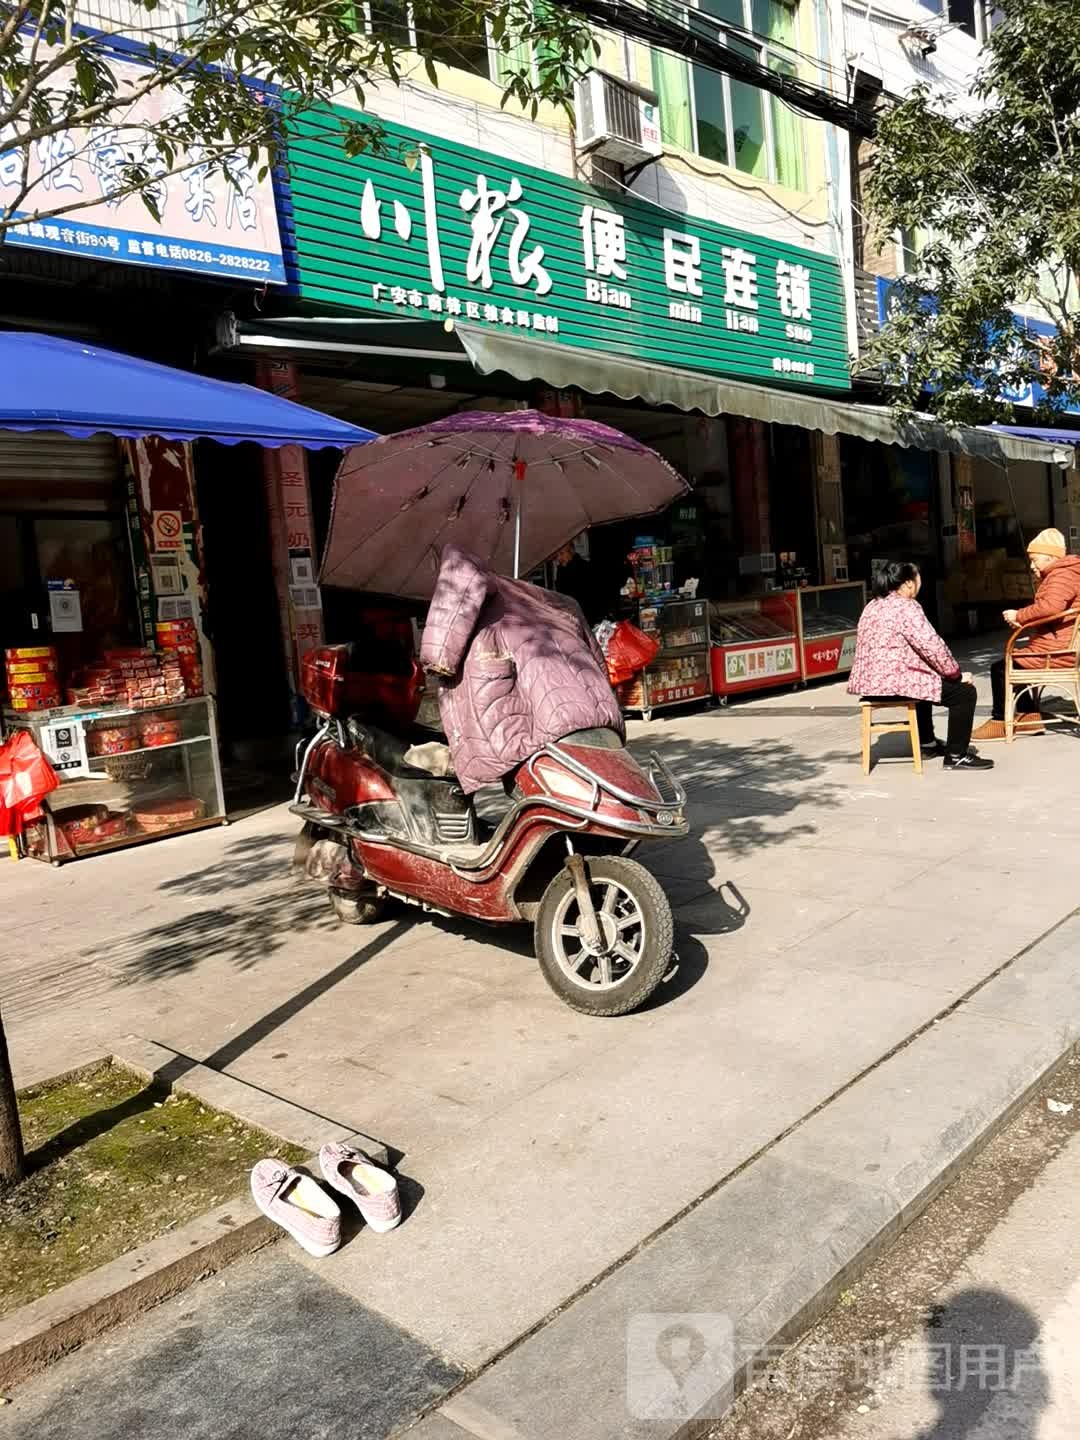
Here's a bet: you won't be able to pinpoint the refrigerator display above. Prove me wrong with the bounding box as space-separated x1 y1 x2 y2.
795 583 866 679
710 593 800 699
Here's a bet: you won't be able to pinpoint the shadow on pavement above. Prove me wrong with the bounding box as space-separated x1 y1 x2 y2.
915 1286 1047 1439
157 829 297 898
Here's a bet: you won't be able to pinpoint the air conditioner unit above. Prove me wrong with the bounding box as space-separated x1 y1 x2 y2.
574 71 663 166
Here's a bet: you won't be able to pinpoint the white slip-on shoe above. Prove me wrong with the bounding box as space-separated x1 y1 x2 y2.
250 1160 342 1257
319 1142 402 1233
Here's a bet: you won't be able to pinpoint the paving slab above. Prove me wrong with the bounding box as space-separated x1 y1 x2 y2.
3 1248 463 1440
417 927 1080 1440
961 911 1080 1044
4 657 1079 1436
420 1156 895 1440
305 963 961 1367
783 902 1039 995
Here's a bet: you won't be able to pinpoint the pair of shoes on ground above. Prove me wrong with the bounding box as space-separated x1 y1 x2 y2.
250 1142 400 1257
919 738 995 770
971 715 1046 743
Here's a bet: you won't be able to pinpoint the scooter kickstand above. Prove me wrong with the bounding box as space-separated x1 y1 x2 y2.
565 851 604 953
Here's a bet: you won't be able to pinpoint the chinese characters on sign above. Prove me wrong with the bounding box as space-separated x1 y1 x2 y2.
0 47 284 282
363 160 561 332
288 109 850 392
359 162 816 348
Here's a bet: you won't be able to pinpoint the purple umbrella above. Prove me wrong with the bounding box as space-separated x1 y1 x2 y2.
320 410 690 600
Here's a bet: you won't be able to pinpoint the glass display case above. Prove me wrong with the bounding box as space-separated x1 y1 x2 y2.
794 582 867 680
709 593 800 700
6 694 225 863
619 596 711 720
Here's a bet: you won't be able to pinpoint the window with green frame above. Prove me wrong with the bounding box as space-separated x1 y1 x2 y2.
354 1 559 89
363 1 492 80
650 0 808 191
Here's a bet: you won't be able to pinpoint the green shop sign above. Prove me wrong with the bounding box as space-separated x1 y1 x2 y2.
285 105 850 392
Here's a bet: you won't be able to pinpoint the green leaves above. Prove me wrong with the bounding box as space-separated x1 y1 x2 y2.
868 0 1080 420
0 0 593 232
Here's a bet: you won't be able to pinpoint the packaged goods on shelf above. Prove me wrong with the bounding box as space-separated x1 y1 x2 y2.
86 723 140 756
139 715 183 747
133 796 206 833
5 645 61 710
58 806 129 851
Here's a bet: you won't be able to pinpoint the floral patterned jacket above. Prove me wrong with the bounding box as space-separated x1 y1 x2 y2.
847 593 961 703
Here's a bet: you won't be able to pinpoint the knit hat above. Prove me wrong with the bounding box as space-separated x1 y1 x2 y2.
1027 528 1067 559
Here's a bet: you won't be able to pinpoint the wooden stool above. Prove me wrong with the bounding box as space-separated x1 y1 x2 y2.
859 701 923 775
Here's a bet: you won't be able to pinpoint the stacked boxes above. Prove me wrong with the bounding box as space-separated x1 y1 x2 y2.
945 551 1034 606
67 648 191 710
105 649 187 708
154 620 204 697
5 646 61 711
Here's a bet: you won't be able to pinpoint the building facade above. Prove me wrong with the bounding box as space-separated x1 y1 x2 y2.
223 0 872 668
841 0 1077 629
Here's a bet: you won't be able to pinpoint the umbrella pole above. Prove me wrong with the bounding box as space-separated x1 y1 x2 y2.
513 492 522 579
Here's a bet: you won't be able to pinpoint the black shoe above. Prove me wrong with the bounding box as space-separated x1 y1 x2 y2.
944 749 994 770
920 739 947 757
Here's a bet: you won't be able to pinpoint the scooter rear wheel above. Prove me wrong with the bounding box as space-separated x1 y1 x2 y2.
535 855 674 1016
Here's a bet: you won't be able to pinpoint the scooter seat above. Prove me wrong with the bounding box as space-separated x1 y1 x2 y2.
347 718 454 780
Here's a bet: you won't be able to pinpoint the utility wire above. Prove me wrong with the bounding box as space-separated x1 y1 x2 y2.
554 0 879 136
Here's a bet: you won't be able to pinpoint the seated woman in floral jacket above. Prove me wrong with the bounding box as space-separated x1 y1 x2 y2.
848 561 993 772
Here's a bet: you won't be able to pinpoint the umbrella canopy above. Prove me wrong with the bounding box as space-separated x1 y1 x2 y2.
320 410 690 599
0 331 378 449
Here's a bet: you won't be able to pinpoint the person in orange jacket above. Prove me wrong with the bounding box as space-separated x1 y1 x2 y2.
973 529 1080 741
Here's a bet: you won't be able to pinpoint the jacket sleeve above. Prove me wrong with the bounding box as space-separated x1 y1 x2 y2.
1017 570 1073 627
420 545 490 678
901 604 961 679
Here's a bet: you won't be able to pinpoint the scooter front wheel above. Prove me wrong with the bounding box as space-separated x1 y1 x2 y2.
535 856 674 1016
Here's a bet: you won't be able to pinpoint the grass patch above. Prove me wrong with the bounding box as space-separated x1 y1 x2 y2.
1 1062 306 1317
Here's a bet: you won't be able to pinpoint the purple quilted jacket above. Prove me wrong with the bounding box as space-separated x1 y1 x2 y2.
420 545 624 794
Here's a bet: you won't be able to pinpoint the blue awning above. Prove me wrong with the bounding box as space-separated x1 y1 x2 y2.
0 331 377 449
989 422 1080 448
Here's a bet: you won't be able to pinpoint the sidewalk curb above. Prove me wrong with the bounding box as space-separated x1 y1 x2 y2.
0 1042 389 1390
405 915 1080 1440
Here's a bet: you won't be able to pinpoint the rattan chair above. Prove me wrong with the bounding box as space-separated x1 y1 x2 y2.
1004 608 1080 743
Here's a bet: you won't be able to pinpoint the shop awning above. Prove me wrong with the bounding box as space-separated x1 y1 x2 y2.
988 422 1080 449
0 331 378 449
455 327 1078 470
218 312 1076 468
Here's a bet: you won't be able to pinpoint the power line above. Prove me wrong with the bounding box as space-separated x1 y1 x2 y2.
555 0 878 136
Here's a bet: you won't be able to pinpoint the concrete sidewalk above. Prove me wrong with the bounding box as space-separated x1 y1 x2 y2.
4 658 1080 1435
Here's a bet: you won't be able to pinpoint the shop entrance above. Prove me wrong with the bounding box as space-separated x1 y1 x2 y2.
841 437 941 620
0 433 138 666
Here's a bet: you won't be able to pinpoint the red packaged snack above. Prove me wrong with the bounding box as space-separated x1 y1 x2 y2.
6 657 58 678
87 724 139 756
139 717 182 747
133 796 205 832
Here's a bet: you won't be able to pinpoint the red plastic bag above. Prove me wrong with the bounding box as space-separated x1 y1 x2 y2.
605 621 660 687
0 731 60 836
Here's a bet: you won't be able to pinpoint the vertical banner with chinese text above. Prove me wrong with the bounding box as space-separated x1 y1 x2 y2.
256 361 324 721
125 437 216 694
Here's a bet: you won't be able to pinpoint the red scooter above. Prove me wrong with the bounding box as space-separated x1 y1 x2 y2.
292 640 687 1016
